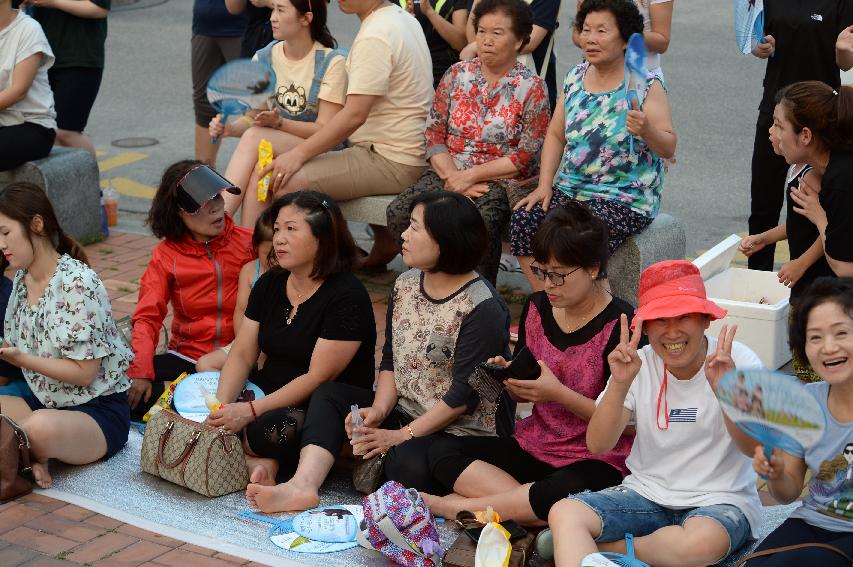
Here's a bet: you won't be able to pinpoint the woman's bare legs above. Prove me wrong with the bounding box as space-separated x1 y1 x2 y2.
223 126 304 217
238 165 270 229
245 444 335 513
241 432 279 486
0 395 108 488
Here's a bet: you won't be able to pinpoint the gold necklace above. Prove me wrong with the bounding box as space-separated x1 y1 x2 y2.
285 277 320 325
555 293 604 334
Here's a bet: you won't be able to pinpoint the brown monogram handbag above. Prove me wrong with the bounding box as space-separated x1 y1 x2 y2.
0 413 33 502
140 408 248 497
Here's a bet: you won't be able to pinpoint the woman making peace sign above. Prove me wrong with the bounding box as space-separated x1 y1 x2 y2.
548 260 764 567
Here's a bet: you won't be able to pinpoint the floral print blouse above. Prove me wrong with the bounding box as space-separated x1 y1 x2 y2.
553 63 665 218
5 255 132 408
424 59 550 192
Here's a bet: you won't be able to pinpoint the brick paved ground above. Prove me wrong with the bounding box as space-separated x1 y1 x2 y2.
0 231 778 566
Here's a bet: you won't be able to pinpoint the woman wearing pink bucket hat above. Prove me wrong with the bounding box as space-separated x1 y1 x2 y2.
548 260 765 567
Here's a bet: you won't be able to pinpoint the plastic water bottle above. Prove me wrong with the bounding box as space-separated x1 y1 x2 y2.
351 404 365 455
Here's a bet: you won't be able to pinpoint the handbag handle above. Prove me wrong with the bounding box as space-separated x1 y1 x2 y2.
733 542 853 566
157 421 202 469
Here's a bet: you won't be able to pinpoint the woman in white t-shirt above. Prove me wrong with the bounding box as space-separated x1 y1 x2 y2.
0 1 56 171
210 0 347 228
572 0 673 79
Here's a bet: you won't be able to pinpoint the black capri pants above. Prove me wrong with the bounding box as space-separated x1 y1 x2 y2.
301 381 457 494
428 435 623 520
0 122 55 171
743 517 853 566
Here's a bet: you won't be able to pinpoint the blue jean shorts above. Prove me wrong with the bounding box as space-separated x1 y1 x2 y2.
569 485 752 561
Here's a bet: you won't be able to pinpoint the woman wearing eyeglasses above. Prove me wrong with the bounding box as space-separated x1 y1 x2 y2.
209 190 376 487
423 201 635 526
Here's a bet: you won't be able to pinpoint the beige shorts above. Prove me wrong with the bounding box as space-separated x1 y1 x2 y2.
300 143 427 201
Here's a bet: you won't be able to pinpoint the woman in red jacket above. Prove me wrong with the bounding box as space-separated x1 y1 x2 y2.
127 161 254 418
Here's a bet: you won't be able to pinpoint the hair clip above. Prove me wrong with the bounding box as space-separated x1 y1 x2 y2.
320 199 330 209
833 89 839 96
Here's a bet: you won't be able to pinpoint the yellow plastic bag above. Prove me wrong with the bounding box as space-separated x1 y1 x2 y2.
474 522 511 567
257 138 274 202
142 372 189 422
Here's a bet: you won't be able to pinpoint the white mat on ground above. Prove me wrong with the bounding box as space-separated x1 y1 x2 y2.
40 428 460 567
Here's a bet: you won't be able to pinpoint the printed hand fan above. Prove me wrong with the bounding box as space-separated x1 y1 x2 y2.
624 33 648 156
716 369 826 463
733 0 766 55
172 371 265 422
239 506 364 553
582 534 649 567
207 59 276 144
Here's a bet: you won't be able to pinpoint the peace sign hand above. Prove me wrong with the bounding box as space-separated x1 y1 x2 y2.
705 324 738 391
607 314 643 386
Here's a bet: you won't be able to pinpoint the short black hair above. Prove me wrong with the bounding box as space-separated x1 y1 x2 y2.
789 277 853 364
575 0 643 43
148 160 205 241
472 0 533 51
531 201 609 278
267 191 357 279
409 192 486 275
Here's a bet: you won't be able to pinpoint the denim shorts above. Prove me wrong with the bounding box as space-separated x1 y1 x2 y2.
569 485 752 561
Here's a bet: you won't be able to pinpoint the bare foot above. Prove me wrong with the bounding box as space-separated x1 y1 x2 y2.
247 456 278 486
358 226 399 268
31 460 52 489
422 492 467 520
245 480 320 513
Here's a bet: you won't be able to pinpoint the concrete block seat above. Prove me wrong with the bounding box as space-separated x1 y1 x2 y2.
338 194 395 227
0 147 102 242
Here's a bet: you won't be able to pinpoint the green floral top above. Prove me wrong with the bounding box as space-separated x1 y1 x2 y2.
553 62 665 218
5 255 132 408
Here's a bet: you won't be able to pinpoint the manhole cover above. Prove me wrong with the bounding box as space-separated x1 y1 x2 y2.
112 137 159 148
112 0 168 11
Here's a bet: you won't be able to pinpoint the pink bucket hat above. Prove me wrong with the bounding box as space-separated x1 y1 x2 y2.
631 260 727 329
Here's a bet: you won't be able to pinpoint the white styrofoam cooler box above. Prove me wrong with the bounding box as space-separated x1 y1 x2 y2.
692 235 791 369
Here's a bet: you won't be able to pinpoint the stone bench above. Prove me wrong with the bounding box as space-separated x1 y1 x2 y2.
339 195 686 304
0 147 102 243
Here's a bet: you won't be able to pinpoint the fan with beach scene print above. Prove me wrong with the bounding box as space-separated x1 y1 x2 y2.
624 33 648 156
207 59 276 144
715 369 827 463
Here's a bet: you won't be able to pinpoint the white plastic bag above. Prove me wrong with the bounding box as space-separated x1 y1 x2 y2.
474 522 511 567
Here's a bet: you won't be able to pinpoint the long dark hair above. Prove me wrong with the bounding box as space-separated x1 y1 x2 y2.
147 160 204 241
268 191 356 279
0 182 89 265
777 81 853 153
290 0 336 49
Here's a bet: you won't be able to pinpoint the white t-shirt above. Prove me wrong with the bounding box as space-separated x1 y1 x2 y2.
0 11 56 130
597 337 763 537
632 0 671 75
346 4 433 167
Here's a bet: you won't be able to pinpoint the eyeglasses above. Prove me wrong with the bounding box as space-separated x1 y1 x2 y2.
529 265 583 286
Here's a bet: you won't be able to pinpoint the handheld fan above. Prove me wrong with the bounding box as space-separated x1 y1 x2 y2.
582 533 650 567
239 506 363 554
172 371 265 422
716 369 826 464
734 0 767 55
624 33 648 156
207 59 276 144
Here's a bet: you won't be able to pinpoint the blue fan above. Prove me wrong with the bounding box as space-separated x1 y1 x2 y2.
207 59 276 144
581 534 650 566
716 369 826 468
624 33 648 156
733 0 767 55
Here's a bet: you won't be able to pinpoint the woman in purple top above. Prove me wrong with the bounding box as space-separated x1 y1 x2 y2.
424 201 634 524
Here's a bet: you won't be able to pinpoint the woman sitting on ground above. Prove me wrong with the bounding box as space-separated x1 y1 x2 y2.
196 210 275 372
245 191 511 512
210 191 376 485
0 0 56 171
211 0 347 228
386 0 550 284
423 202 633 525
512 0 676 291
0 183 132 488
127 161 253 420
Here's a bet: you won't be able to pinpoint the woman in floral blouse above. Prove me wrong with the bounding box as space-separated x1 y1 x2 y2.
0 183 132 488
386 0 550 284
513 0 676 291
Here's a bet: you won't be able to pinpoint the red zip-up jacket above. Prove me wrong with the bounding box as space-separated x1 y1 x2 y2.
128 216 254 380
